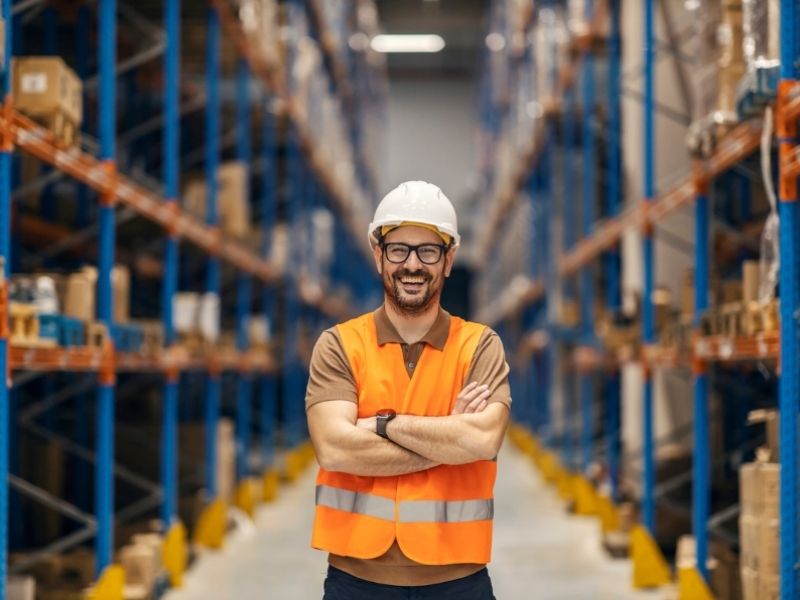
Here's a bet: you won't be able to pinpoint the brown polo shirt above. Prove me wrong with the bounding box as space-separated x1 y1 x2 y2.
305 305 511 586
305 305 511 410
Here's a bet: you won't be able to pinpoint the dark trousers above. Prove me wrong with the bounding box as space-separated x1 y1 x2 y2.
323 565 496 600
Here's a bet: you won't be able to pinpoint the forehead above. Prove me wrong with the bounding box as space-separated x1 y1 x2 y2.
384 225 442 245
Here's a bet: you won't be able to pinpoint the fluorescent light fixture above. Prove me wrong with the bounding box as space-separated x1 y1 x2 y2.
370 34 445 53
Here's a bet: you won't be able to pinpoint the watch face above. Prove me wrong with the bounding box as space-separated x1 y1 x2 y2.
376 408 396 418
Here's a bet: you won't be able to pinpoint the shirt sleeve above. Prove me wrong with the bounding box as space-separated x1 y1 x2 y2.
464 328 512 407
305 328 358 410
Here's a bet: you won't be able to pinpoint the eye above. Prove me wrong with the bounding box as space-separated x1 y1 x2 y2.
386 244 408 261
418 245 441 262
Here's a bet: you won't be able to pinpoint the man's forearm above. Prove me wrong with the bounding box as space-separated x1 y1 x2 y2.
385 410 506 465
316 425 438 476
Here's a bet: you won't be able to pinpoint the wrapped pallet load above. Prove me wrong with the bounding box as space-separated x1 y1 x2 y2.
736 0 780 118
685 0 744 157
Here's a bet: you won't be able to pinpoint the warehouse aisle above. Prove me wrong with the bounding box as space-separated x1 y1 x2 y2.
166 444 659 600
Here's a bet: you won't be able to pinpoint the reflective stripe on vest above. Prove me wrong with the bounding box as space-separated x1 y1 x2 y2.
316 485 395 521
317 485 493 523
398 498 494 523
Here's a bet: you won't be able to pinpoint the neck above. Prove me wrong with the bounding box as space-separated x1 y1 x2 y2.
383 299 440 344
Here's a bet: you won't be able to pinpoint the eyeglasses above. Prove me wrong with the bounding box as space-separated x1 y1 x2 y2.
382 242 448 265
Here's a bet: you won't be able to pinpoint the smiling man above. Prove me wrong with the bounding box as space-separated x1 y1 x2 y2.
306 181 511 600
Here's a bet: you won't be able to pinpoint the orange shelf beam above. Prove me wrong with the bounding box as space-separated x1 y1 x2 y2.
9 344 277 374
6 111 280 283
693 332 779 363
559 121 763 277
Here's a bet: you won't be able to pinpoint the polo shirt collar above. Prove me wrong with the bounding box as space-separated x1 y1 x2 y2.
374 305 451 350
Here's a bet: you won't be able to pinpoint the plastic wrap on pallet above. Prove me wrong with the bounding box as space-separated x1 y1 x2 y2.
718 0 745 117
236 0 281 69
534 7 566 106
685 0 745 156
743 0 779 69
566 0 588 37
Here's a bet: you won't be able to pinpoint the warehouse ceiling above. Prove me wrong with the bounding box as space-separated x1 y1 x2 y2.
375 0 488 77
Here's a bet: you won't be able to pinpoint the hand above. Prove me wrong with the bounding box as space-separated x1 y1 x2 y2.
451 382 491 415
356 416 377 431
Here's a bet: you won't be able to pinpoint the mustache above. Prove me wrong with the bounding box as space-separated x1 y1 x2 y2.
392 269 432 282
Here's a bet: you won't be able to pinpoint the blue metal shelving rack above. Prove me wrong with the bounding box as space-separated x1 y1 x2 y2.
0 0 386 595
777 1 799 596
0 1 12 596
476 0 798 594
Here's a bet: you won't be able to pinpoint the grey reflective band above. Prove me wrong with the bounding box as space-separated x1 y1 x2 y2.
398 499 494 523
315 485 395 521
316 485 494 523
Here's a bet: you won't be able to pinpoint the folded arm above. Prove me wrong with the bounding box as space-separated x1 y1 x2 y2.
308 399 438 476
368 402 509 465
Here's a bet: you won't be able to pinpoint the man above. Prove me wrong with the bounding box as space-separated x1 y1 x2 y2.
306 181 511 599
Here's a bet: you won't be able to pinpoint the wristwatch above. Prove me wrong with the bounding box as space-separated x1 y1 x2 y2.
375 409 397 439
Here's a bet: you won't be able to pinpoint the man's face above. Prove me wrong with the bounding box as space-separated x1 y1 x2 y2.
373 225 456 316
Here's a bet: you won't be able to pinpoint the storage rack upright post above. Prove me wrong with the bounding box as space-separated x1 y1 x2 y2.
0 1 386 596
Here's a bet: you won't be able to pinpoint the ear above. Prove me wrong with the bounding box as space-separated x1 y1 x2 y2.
443 246 457 277
372 244 383 275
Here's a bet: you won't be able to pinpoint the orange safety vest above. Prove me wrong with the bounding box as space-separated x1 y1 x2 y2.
311 312 497 565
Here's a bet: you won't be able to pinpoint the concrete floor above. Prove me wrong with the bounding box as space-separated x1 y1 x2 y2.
166 444 663 600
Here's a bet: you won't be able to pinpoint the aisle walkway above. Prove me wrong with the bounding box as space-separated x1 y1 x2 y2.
166 443 660 599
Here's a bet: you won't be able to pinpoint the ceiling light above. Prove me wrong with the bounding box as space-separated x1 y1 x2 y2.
370 34 446 53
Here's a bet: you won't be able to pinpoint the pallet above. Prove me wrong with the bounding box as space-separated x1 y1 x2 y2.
31 111 78 148
135 320 165 356
9 302 56 348
86 322 110 348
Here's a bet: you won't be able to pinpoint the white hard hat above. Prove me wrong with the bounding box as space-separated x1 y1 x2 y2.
368 181 460 248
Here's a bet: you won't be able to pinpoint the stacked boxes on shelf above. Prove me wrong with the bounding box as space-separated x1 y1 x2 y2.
183 161 251 240
739 410 780 599
12 57 82 147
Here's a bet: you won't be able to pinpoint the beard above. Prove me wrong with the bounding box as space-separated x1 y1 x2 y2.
383 266 442 316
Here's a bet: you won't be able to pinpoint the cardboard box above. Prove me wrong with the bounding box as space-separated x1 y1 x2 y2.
218 161 250 239
760 462 779 518
758 573 780 600
680 269 694 316
559 299 579 327
181 162 250 239
7 575 35 600
12 57 82 145
119 543 159 591
179 419 235 502
710 541 741 600
757 517 780 575
13 57 82 122
64 265 130 323
740 567 759 600
739 462 761 516
739 514 759 570
742 260 760 304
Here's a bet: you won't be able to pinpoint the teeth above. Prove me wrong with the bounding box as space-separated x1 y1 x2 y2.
401 276 425 283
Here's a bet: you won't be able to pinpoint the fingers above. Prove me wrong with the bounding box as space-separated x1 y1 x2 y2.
452 383 492 414
464 387 491 413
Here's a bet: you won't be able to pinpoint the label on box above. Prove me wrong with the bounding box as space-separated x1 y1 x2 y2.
21 72 47 93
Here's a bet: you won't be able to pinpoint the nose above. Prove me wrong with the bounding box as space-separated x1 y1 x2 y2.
404 249 423 269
